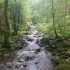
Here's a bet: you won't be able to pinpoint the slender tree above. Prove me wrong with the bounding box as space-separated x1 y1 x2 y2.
0 15 2 33
52 0 58 38
4 0 10 48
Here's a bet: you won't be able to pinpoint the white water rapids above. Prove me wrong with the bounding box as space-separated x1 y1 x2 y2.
0 26 53 70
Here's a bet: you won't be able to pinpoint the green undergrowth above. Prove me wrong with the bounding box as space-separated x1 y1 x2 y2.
0 27 28 52
37 22 70 70
9 35 19 51
36 22 70 37
0 35 5 52
54 64 70 70
0 35 27 52
51 40 70 70
40 37 70 70
37 22 54 36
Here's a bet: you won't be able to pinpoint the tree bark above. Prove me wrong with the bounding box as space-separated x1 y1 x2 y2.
0 15 2 33
4 0 10 48
13 0 18 35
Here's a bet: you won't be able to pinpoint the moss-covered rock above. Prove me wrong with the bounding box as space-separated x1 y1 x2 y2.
9 35 27 51
45 45 57 52
66 49 70 55
45 47 53 51
55 38 63 43
25 56 35 61
51 56 63 66
54 64 70 70
66 58 70 65
40 38 50 45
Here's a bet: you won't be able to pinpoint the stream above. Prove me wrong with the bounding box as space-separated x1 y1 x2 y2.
0 26 53 70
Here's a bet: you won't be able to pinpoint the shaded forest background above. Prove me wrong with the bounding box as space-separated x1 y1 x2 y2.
0 0 70 70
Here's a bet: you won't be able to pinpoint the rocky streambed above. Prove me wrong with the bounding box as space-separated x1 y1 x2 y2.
0 26 53 70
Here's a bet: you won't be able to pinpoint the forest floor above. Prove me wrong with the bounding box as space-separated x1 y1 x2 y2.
0 26 53 70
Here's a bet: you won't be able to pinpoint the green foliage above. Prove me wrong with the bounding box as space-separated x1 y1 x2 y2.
37 22 55 36
66 57 70 65
0 0 4 3
40 38 48 44
45 47 53 51
66 49 70 55
31 0 70 38
9 39 17 50
0 47 6 52
54 64 70 70
0 36 4 43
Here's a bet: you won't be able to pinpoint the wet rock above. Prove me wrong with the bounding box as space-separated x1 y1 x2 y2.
16 47 22 50
17 41 21 47
23 65 27 68
29 39 33 42
30 56 34 60
34 34 36 35
40 38 50 45
25 56 35 61
38 44 46 47
36 49 40 52
33 35 36 37
36 39 39 44
0 63 6 70
15 64 21 68
34 51 38 54
25 56 30 61
34 62 38 64
26 37 33 42
6 62 13 69
45 46 53 51
7 65 11 68
26 37 28 40
38 35 41 37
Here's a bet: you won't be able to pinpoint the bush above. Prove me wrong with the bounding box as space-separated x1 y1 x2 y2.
0 47 6 52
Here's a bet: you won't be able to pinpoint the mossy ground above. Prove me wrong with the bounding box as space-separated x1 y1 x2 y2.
40 37 70 70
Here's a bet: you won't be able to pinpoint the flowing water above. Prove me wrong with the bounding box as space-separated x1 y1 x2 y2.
0 26 53 70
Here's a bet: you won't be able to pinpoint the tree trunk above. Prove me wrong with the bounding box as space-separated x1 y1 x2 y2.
0 15 2 33
13 0 18 35
52 0 58 38
16 5 21 34
4 0 10 48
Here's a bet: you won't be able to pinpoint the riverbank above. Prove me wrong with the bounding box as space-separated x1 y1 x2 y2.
40 37 70 70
